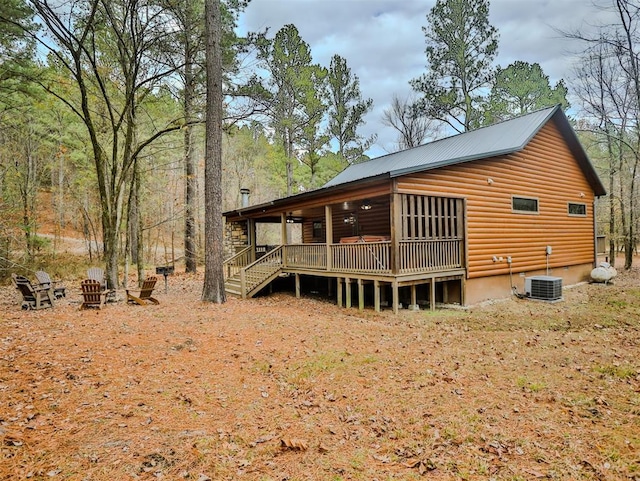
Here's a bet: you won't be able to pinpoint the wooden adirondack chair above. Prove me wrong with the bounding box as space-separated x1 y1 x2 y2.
35 270 66 299
87 267 116 301
87 267 107 290
80 279 108 310
11 273 55 310
126 276 159 305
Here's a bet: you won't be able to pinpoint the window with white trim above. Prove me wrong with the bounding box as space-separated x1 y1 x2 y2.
512 196 539 214
568 202 587 216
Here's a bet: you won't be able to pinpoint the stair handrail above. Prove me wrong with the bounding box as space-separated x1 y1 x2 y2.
223 245 252 279
240 245 284 297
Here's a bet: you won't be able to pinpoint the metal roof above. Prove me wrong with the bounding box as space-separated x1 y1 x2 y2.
224 106 606 220
325 105 573 187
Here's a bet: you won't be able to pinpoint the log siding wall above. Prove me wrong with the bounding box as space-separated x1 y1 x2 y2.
303 201 392 243
396 120 596 279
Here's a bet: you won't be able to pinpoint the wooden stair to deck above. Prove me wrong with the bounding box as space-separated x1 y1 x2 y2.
224 275 243 297
224 268 283 298
225 247 284 298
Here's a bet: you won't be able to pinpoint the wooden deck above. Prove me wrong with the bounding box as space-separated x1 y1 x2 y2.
224 240 465 312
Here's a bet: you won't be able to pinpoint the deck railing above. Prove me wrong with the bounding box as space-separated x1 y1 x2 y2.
240 246 284 294
331 242 391 274
285 243 327 269
398 239 463 273
283 240 462 274
223 245 252 279
228 239 464 294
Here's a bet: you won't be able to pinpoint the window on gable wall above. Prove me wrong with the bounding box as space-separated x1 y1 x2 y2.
568 202 587 216
512 196 539 214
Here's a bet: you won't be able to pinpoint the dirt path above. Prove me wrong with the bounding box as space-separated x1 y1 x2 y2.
37 233 101 255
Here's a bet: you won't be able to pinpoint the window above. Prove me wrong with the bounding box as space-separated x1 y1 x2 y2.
512 196 539 214
312 221 323 239
568 202 587 216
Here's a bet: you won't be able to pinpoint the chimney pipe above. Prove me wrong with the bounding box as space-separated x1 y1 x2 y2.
240 188 250 208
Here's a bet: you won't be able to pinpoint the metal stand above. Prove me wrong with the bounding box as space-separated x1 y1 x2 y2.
155 266 174 293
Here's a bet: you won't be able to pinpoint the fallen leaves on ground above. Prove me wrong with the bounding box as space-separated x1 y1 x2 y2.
1 267 639 480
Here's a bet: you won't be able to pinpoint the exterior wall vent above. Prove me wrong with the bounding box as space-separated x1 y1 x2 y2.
524 276 563 301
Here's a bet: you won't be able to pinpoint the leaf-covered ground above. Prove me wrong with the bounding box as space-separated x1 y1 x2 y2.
1 269 639 480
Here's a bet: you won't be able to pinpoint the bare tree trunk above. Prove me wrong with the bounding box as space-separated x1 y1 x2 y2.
608 152 616 266
184 101 198 273
616 0 640 269
202 0 225 303
135 163 144 284
604 123 617 266
20 138 37 258
128 163 140 266
625 155 638 269
184 1 198 274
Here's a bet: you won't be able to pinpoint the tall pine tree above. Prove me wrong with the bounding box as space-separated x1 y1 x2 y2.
411 0 498 133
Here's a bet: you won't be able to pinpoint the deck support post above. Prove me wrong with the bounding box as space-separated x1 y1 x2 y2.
295 273 300 298
374 280 381 312
345 278 352 308
358 279 364 311
337 278 343 307
392 280 399 314
409 285 419 311
430 279 436 311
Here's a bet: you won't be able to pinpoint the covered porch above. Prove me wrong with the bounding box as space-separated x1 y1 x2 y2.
223 185 467 312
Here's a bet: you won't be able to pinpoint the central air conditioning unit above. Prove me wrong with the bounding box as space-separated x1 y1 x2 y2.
524 276 563 301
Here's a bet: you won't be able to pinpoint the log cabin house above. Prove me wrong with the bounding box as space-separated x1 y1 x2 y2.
222 105 606 312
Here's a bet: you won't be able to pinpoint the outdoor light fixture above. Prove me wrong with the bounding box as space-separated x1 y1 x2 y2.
360 199 372 210
286 214 295 224
343 213 357 225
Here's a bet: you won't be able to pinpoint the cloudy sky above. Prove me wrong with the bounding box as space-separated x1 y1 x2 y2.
238 0 615 157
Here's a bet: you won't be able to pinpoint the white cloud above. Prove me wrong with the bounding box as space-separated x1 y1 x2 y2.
239 0 614 157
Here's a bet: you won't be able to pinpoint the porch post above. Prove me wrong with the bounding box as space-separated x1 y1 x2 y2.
337 278 343 307
374 280 381 312
280 213 287 245
325 205 333 271
390 190 402 274
248 219 256 262
358 278 364 311
295 273 301 298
